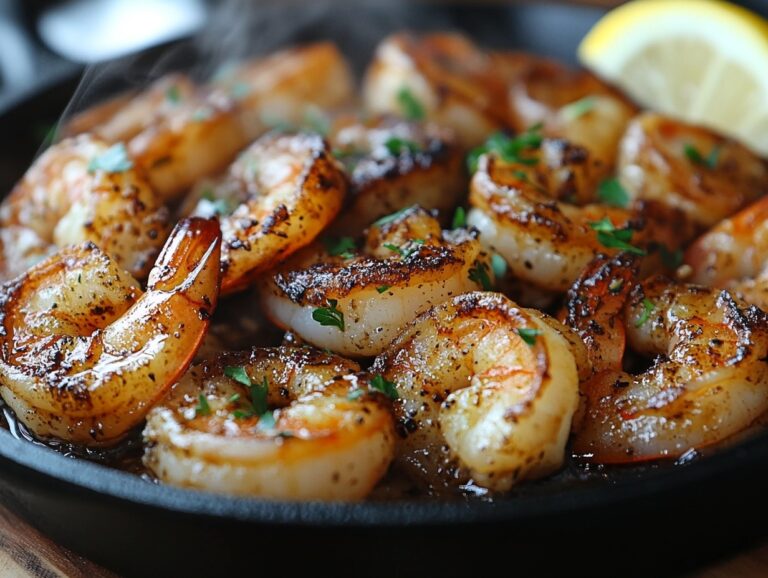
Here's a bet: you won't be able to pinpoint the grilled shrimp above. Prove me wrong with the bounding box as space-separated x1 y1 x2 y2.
0 218 221 445
618 112 768 229
187 132 346 294
329 115 465 235
0 134 168 280
502 53 635 180
686 195 768 310
261 206 492 357
573 277 768 463
371 292 579 492
363 33 509 146
215 42 355 141
143 347 395 500
467 140 648 292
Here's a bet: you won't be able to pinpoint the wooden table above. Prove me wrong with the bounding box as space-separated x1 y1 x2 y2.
0 500 764 578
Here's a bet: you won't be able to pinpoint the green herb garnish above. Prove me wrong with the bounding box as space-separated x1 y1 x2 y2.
323 236 356 258
588 218 646 256
491 253 508 280
165 85 181 104
516 328 541 346
635 298 655 328
373 207 411 227
312 299 345 331
598 178 630 208
396 87 425 120
225 368 271 420
376 285 391 294
658 244 683 269
224 365 252 387
384 137 420 156
467 124 543 173
88 143 133 174
468 261 493 291
195 394 211 416
684 143 720 169
384 239 424 259
560 96 596 121
452 206 466 229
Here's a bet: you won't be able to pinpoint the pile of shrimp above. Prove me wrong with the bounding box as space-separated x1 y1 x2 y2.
2 33 768 501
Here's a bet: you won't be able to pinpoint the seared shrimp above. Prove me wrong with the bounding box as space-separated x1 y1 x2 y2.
143 347 395 500
467 138 648 292
0 134 168 280
686 196 768 310
371 292 579 492
187 132 346 294
363 33 509 146
261 206 491 357
573 277 768 463
329 115 465 234
618 112 768 229
215 42 355 141
0 218 221 445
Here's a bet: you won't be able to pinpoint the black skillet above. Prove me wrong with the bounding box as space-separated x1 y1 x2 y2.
1 2 768 577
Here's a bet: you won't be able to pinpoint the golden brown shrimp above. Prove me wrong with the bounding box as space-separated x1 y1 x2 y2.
215 42 355 141
260 206 492 357
0 218 221 446
573 277 768 463
686 195 768 310
143 346 395 500
363 33 509 146
618 112 768 229
328 115 465 235
371 291 579 492
467 136 651 292
186 132 346 294
0 134 168 280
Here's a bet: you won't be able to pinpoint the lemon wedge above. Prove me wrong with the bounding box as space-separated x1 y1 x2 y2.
579 0 768 155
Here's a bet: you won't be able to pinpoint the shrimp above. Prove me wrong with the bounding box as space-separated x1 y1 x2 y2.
502 53 635 179
215 42 355 141
466 136 650 292
573 277 768 463
617 112 768 229
260 205 492 357
371 291 579 492
328 115 465 235
187 132 347 294
0 134 168 280
685 195 768 310
143 346 395 500
0 218 221 446
363 33 509 146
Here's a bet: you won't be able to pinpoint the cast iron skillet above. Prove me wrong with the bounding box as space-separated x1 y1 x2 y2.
1 2 768 577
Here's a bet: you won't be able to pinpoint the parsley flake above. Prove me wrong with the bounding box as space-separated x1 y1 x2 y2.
516 328 541 346
588 218 646 256
635 298 655 328
397 87 425 120
373 207 411 227
561 96 596 121
658 244 683 269
452 206 467 229
195 394 211 416
468 260 493 291
491 253 508 280
684 143 720 169
376 285 391 294
598 178 630 208
88 143 133 174
165 85 181 104
384 137 421 156
467 124 543 173
323 236 356 258
312 299 345 331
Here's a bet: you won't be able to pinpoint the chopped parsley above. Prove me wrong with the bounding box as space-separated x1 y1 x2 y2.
312 299 345 331
588 218 646 256
560 96 596 121
491 253 508 280
468 260 493 291
88 143 133 174
384 239 424 259
598 178 630 208
165 85 181 103
384 137 421 156
516 327 541 346
396 87 425 120
684 143 720 169
376 285 391 294
467 124 543 173
224 367 271 421
195 394 211 416
658 244 683 269
452 206 467 229
635 298 655 328
373 207 411 227
348 374 399 401
323 236 356 258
